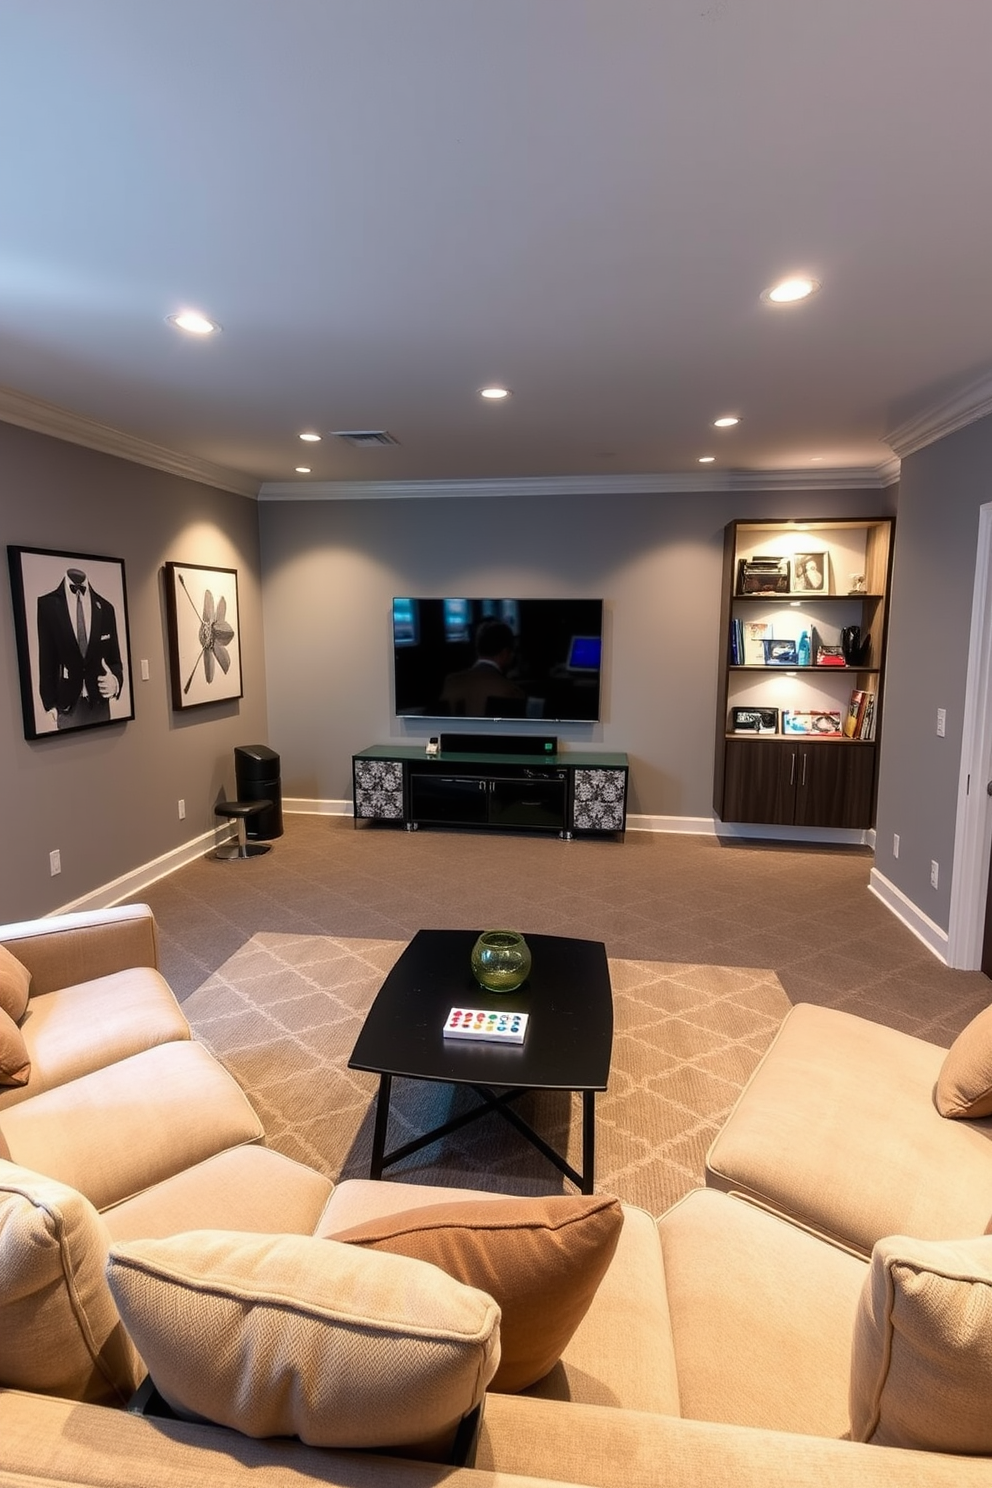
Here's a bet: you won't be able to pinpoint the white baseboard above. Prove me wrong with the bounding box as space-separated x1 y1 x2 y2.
868 867 950 963
629 813 871 846
283 797 353 817
53 826 233 914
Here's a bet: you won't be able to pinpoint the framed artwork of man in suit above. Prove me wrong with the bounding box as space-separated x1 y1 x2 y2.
7 545 135 739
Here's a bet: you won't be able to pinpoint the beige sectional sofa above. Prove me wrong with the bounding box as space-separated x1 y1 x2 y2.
3 908 992 1487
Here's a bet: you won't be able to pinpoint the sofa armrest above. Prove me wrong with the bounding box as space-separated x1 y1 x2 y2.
477 1395 992 1488
0 905 160 994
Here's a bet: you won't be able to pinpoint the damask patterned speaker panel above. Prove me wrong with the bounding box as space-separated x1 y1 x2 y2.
571 767 627 833
354 758 405 820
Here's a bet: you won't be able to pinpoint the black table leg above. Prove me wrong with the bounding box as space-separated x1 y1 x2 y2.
581 1089 596 1194
369 1072 392 1180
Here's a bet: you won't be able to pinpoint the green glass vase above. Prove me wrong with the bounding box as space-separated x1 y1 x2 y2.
470 930 532 993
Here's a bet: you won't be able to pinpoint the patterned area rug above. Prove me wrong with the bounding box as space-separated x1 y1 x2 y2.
183 933 792 1216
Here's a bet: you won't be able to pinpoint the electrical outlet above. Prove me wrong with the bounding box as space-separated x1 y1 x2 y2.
178 799 186 820
937 708 946 737
893 833 900 859
49 848 61 876
930 859 939 889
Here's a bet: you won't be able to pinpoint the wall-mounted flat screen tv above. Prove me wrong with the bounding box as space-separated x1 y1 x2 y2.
392 597 604 722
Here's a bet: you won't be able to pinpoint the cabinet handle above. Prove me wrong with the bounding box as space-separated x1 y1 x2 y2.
801 753 808 787
790 752 796 786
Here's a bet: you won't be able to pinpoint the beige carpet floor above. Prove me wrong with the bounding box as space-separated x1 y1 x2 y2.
183 930 792 1215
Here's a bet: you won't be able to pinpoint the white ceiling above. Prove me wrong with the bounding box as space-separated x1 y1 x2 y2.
2 0 992 499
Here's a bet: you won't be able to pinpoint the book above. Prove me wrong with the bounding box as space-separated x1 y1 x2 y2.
742 620 771 665
844 689 874 739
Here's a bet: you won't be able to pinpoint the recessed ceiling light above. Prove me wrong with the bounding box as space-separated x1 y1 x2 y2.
299 431 322 442
167 310 219 335
479 386 511 400
698 455 716 464
762 276 821 304
713 415 740 428
295 466 311 474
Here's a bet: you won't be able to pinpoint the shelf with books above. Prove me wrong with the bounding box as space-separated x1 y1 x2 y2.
716 517 894 829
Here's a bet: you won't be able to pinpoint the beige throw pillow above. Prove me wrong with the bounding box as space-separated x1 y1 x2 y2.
106 1230 500 1453
935 1004 992 1117
0 943 30 1022
330 1193 623 1391
0 1007 30 1087
850 1232 992 1452
0 1161 143 1404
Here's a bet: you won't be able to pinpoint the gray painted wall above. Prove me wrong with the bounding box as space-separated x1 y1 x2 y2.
259 486 891 818
0 422 267 922
874 414 992 931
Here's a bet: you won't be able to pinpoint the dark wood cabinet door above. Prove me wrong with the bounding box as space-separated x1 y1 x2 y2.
795 744 876 828
722 740 797 824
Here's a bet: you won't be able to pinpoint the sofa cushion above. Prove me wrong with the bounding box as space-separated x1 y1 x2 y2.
850 1232 992 1451
102 1145 334 1244
0 943 30 1021
0 1007 30 1087
0 1160 143 1404
330 1193 623 1392
705 1002 992 1253
0 1041 264 1211
1 965 191 1112
935 1004 992 1118
106 1230 500 1454
660 1188 865 1437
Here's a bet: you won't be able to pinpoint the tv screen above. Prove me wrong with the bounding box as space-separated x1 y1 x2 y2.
392 598 604 722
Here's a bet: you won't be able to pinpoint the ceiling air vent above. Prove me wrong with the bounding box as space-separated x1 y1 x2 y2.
331 429 400 447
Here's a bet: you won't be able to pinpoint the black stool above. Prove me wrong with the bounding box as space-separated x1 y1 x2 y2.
213 800 272 860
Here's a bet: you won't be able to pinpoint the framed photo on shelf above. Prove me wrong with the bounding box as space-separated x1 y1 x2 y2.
731 706 779 734
7 544 135 740
164 561 243 709
762 638 799 665
782 709 844 736
791 551 830 594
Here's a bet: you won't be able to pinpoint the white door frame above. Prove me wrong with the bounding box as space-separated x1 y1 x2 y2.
947 501 992 968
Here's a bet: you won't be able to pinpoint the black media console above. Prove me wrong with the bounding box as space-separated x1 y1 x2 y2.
352 743 629 839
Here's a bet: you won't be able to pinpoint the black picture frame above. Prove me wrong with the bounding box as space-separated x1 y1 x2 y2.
7 545 135 740
164 561 243 709
731 706 779 734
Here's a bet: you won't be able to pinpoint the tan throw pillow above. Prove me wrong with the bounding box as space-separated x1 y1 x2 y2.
935 1005 992 1117
330 1193 624 1392
0 943 30 1022
106 1230 500 1453
0 1161 143 1404
0 1007 30 1087
850 1232 992 1452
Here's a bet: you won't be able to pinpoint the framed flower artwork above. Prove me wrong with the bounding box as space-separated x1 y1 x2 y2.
164 561 243 709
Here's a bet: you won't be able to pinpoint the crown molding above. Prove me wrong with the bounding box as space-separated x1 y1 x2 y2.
0 384 260 499
259 463 898 502
885 369 992 459
0 380 904 500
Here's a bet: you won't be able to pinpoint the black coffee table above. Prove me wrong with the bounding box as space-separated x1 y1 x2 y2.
348 929 614 1193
